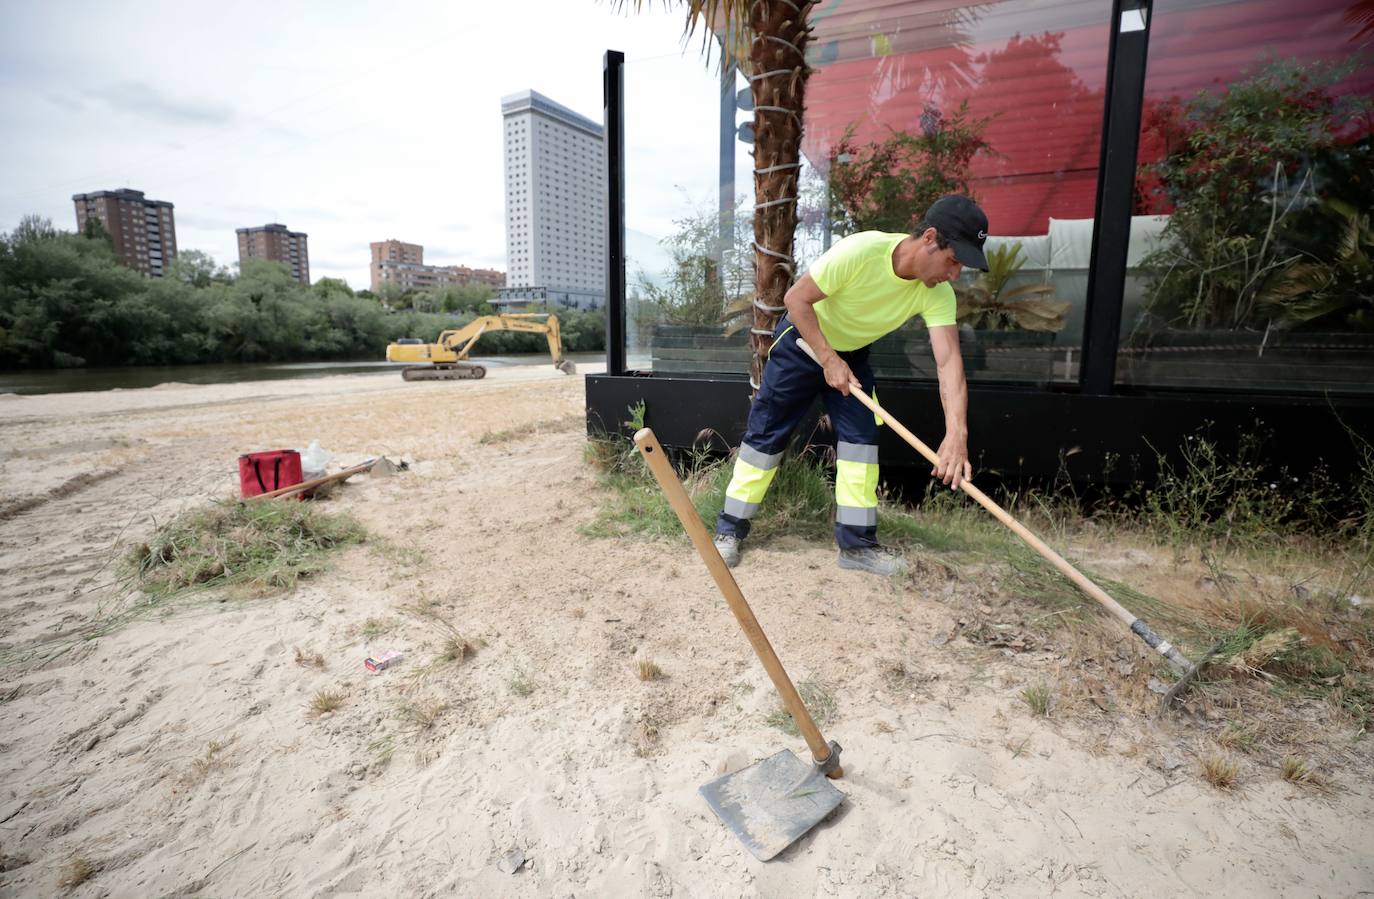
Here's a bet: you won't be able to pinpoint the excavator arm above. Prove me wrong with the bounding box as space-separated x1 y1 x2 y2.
386 313 576 381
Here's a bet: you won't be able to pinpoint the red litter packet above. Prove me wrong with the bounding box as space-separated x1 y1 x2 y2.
364 650 403 673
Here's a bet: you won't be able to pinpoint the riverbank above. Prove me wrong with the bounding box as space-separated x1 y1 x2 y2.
0 366 1370 897
0 352 606 396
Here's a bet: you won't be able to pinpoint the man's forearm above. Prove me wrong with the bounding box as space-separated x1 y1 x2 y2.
784 295 836 363
937 359 969 440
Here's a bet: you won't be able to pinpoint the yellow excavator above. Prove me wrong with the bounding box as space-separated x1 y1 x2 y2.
386 312 577 381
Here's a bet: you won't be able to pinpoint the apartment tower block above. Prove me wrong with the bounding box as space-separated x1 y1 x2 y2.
500 90 605 310
72 189 177 277
369 240 503 294
237 223 310 284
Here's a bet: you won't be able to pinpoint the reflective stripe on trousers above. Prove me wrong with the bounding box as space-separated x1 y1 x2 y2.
715 316 881 550
834 440 879 527
721 443 782 520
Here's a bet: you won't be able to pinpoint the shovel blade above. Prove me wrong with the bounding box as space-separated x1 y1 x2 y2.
699 749 846 861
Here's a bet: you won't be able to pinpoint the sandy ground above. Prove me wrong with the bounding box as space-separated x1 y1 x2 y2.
0 363 1371 898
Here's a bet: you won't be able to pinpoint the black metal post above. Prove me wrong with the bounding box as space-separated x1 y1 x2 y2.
719 60 736 273
1080 0 1153 395
604 50 627 376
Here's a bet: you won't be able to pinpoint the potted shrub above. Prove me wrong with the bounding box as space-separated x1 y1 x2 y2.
1128 56 1374 393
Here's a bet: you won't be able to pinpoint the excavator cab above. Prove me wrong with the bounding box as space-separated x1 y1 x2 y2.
385 313 576 381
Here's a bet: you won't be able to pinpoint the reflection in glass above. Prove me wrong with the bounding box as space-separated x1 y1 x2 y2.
802 0 1113 386
621 53 736 373
1121 0 1374 394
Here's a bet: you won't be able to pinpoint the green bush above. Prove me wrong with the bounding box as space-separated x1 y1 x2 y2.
0 218 606 368
1139 56 1373 331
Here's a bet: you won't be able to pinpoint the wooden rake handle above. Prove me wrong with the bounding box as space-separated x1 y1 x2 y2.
794 338 1194 675
633 428 841 777
253 459 379 500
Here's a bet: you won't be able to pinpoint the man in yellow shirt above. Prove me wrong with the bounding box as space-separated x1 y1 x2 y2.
713 195 987 575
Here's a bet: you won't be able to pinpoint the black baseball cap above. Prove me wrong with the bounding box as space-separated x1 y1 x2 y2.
923 195 990 272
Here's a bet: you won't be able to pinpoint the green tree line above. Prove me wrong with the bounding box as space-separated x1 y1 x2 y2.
0 216 605 369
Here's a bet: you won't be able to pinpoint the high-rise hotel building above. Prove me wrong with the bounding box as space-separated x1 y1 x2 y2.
500 90 604 310
72 189 177 277
237 223 310 284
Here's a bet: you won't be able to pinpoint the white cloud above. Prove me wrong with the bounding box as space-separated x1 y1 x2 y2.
0 0 754 290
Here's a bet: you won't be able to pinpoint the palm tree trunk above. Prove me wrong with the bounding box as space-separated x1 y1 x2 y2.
747 0 814 392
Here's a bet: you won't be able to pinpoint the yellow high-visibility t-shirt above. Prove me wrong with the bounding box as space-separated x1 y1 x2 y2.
808 231 957 351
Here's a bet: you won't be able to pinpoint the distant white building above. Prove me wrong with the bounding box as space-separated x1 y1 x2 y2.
500 89 605 310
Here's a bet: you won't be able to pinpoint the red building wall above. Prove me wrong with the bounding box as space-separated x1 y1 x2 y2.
801 0 1372 236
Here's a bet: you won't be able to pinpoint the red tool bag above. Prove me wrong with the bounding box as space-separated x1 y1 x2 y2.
238 449 303 498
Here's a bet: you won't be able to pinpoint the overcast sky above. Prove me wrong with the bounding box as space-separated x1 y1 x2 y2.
0 1 749 289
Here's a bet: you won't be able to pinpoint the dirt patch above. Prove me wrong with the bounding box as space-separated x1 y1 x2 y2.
0 469 121 522
0 365 1369 897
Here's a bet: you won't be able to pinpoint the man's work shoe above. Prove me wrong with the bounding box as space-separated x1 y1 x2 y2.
714 534 743 568
837 546 909 577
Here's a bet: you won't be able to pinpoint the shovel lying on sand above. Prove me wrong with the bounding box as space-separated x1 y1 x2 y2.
794 339 1215 709
253 457 384 501
634 428 846 861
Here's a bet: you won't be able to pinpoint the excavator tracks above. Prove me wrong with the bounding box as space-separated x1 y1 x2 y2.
401 364 487 381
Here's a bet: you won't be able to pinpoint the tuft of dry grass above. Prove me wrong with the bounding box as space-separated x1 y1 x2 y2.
765 680 836 735
309 689 346 716
878 658 911 691
635 659 664 682
186 739 229 784
632 713 661 757
1280 754 1324 786
479 415 583 446
294 646 325 669
121 498 364 597
400 699 449 732
1200 753 1240 790
440 635 474 665
57 856 96 890
369 733 397 766
358 617 393 640
1021 683 1054 717
1216 720 1258 753
508 667 535 698
1227 627 1304 675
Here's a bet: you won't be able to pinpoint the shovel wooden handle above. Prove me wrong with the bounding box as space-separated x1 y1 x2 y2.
633 428 841 777
794 338 1194 674
253 459 378 500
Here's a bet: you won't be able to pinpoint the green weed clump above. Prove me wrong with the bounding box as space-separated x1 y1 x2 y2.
1193 608 1374 730
122 498 365 597
1020 683 1054 717
585 406 1374 737
766 680 837 736
1134 426 1374 554
585 441 840 544
587 403 896 546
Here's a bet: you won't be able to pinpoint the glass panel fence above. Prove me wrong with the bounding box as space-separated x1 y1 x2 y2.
622 51 748 375
802 0 1113 385
1120 0 1374 394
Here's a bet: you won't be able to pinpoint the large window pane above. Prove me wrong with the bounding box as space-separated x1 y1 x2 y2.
623 54 749 375
1120 0 1374 394
802 0 1112 385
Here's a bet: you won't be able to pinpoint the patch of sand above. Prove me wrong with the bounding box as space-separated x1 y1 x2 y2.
0 362 1370 896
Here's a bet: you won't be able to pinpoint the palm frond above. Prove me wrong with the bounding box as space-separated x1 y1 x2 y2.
1005 300 1072 332
999 283 1055 301
608 1 752 66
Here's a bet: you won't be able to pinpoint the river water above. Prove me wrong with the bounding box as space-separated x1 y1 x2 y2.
0 352 605 396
